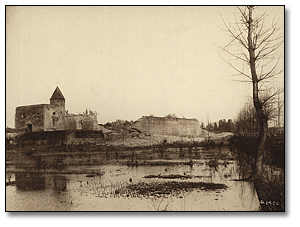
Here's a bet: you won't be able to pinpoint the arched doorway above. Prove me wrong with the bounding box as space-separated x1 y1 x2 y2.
26 123 32 133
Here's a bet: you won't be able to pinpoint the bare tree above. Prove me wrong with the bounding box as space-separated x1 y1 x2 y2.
220 6 284 176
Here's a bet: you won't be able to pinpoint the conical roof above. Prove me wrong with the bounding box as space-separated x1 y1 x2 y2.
50 86 65 100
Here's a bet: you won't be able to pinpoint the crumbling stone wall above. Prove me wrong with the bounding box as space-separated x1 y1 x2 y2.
44 106 66 131
66 113 99 130
15 104 48 132
132 116 201 137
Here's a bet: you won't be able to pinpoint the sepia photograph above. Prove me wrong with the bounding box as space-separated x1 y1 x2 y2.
5 5 284 212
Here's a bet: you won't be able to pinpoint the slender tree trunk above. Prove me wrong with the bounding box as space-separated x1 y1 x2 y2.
247 6 268 176
278 105 280 127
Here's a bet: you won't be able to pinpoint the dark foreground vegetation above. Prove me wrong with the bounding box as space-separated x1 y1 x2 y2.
77 180 228 199
230 134 284 211
123 181 227 198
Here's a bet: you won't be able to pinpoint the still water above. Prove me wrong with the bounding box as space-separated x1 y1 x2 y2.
6 158 260 211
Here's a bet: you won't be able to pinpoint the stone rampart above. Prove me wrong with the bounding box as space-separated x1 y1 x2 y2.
132 116 201 137
17 130 104 146
66 113 98 130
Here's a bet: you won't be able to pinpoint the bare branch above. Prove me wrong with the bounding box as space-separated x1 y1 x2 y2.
217 51 252 80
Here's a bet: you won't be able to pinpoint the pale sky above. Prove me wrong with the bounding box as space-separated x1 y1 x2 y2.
6 6 284 127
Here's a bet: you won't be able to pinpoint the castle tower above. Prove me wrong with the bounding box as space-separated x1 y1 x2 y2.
49 86 66 130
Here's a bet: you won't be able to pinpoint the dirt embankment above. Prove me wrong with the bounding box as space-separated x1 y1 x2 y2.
100 119 233 149
102 131 233 149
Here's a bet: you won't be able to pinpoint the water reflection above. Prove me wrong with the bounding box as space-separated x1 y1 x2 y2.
53 176 69 192
6 155 260 211
15 173 45 190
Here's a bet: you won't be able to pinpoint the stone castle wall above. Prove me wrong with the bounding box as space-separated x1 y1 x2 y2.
15 104 48 132
65 114 98 130
132 116 201 137
44 106 66 131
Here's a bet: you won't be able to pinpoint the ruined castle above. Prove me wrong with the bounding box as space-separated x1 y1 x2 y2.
15 87 201 138
15 87 99 132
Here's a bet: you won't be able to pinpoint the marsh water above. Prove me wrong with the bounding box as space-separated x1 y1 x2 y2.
6 148 260 211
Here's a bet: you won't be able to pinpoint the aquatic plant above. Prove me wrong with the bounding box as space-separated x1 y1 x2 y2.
144 174 192 179
71 179 228 200
148 197 174 211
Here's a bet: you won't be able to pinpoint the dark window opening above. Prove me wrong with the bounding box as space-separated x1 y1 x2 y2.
27 123 32 133
53 112 55 115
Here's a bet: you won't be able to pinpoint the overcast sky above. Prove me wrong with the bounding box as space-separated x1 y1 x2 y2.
6 6 284 127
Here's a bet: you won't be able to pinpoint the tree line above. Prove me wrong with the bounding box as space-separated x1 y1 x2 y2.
201 91 283 135
201 119 233 133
